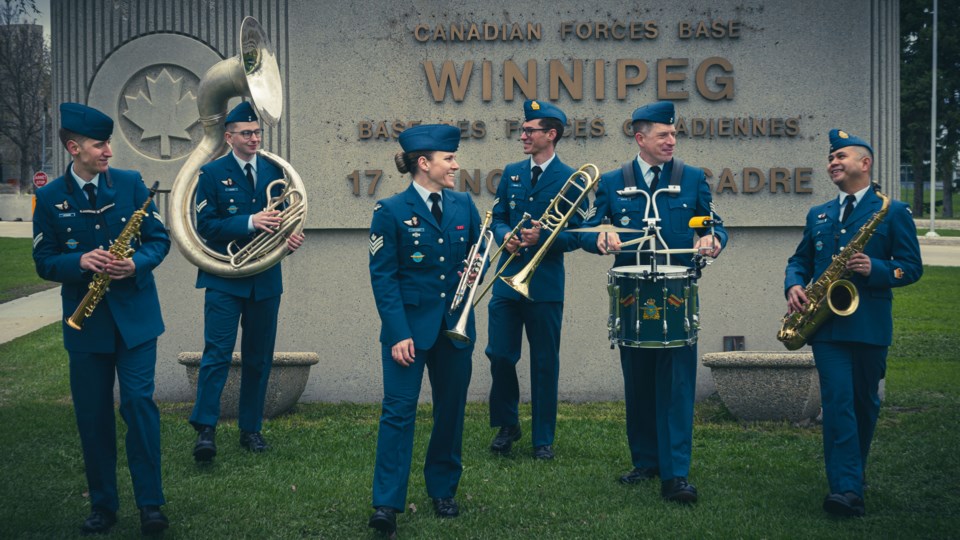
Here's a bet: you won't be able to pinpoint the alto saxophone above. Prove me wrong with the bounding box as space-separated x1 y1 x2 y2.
66 182 160 330
776 184 890 350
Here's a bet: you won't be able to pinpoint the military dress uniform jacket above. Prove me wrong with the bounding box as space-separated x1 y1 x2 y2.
489 157 585 302
369 184 481 350
33 166 169 353
784 188 922 347
194 152 285 300
580 158 727 265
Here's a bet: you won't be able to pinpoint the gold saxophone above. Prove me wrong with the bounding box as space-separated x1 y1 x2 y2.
777 184 890 350
66 182 160 330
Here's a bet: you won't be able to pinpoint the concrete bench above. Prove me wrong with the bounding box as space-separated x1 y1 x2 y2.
702 351 820 422
177 352 319 418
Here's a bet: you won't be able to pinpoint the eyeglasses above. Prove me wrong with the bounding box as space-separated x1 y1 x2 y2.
520 127 549 136
228 129 263 139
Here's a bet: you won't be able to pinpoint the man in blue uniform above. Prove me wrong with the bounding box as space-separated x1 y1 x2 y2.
367 124 481 536
578 101 726 503
784 129 922 517
33 103 169 534
485 100 586 460
189 101 305 462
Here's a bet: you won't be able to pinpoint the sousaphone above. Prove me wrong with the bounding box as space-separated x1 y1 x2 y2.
169 16 307 277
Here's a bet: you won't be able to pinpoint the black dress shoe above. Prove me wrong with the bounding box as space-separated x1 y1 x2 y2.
368 506 397 535
823 492 865 517
490 424 521 454
533 445 554 460
661 477 698 504
433 497 460 518
139 506 169 535
193 424 217 463
80 508 117 535
619 466 659 484
240 431 270 452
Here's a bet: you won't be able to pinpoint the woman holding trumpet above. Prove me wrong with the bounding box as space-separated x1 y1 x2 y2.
366 124 481 536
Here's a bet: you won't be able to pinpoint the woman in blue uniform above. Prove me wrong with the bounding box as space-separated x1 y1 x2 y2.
366 124 481 536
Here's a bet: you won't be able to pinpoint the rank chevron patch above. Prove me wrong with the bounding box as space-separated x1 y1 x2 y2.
152 211 164 224
578 206 597 221
33 232 43 249
196 199 208 213
369 233 384 256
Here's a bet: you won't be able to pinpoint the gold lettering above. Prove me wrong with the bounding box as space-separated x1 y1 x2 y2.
696 57 734 101
594 60 605 100
461 169 481 194
549 59 583 100
770 168 791 193
487 169 503 195
482 60 492 101
795 168 813 193
658 58 689 100
504 59 537 101
617 59 648 99
716 168 738 193
423 60 474 102
591 118 605 137
742 167 765 193
414 24 430 42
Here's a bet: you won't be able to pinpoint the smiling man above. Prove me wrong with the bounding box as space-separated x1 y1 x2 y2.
784 129 922 517
33 103 170 535
484 99 586 461
577 100 726 504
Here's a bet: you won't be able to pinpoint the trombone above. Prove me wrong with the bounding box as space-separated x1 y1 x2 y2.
444 212 496 343
501 164 601 300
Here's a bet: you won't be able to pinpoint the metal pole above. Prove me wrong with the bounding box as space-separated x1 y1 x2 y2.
926 0 939 237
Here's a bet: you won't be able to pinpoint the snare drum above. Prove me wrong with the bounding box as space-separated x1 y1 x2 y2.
607 265 699 348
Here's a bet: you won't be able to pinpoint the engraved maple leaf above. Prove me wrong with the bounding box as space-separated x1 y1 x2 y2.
123 68 198 159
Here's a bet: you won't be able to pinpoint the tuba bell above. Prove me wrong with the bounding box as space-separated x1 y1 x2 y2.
169 16 307 277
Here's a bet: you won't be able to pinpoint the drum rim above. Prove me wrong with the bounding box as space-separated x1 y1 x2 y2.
610 264 691 276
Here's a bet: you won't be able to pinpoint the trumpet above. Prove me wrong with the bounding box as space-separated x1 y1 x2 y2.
471 212 532 308
444 211 496 343
501 164 601 300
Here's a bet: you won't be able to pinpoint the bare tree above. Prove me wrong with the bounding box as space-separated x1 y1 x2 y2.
0 0 47 193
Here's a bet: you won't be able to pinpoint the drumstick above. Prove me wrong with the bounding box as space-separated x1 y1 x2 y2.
653 248 701 254
618 235 652 248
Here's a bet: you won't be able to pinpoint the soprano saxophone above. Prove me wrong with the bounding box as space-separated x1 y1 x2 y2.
66 182 160 330
776 184 890 350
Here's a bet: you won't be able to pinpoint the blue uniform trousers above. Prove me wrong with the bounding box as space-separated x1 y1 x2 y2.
811 341 886 497
619 345 697 481
189 289 280 433
68 325 164 512
486 296 563 447
372 329 472 511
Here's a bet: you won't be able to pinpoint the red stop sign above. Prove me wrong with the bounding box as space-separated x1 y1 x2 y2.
33 171 49 188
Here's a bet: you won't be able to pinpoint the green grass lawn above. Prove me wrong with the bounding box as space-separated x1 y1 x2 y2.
0 269 957 538
0 238 58 303
900 187 960 219
916 228 960 237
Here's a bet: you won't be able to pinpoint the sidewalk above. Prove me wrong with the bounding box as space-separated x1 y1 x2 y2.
0 286 61 345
